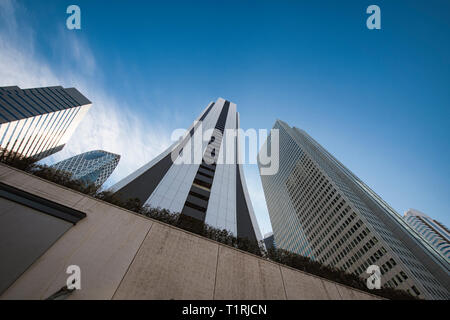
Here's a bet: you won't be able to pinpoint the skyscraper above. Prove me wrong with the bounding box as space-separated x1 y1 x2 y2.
111 98 262 242
263 232 275 250
404 209 450 262
51 150 120 188
258 120 450 299
0 86 91 161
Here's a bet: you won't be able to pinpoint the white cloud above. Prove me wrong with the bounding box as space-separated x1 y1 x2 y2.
0 0 172 188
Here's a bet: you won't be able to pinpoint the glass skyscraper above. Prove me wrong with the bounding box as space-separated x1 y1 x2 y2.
51 150 120 188
0 86 91 161
258 120 450 299
404 209 450 262
111 98 262 242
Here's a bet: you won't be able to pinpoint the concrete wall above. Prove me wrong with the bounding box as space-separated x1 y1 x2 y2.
0 164 381 300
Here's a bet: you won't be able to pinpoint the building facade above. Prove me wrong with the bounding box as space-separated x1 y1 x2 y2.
263 232 275 250
258 120 450 299
111 98 262 242
51 150 120 188
0 86 91 161
404 209 450 262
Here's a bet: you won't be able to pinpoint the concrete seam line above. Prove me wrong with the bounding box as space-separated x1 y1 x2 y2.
279 266 288 300
212 245 220 300
336 283 344 300
111 221 154 300
320 279 333 300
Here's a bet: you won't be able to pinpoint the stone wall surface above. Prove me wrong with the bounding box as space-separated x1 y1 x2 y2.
0 164 381 300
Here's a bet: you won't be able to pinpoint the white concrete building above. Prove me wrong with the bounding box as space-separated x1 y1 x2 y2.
111 98 262 242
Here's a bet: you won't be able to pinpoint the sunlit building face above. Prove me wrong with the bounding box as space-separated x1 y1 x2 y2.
0 86 91 161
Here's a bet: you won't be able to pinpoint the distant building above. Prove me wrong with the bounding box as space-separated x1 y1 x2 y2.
0 86 91 161
258 119 450 299
404 209 450 262
263 232 275 250
51 150 120 188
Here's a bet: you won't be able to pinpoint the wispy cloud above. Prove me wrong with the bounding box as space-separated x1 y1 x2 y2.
0 0 172 188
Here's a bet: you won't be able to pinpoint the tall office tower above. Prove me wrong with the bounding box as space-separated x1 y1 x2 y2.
111 98 262 242
404 209 450 262
51 150 120 188
0 86 91 161
258 120 450 299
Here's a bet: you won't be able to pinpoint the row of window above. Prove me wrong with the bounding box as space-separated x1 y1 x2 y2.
314 205 354 254
321 218 366 265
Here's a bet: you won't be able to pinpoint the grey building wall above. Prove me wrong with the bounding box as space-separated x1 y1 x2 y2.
258 120 450 300
0 86 91 161
0 178 86 295
0 198 72 294
0 164 380 300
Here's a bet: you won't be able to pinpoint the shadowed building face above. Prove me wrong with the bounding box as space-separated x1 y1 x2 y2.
258 120 450 300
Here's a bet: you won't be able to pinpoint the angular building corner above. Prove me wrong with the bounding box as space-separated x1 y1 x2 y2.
0 86 92 161
50 150 120 189
404 209 450 262
258 119 450 300
111 98 263 242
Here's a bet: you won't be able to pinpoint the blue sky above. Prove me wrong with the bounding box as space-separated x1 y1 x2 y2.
0 0 449 235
